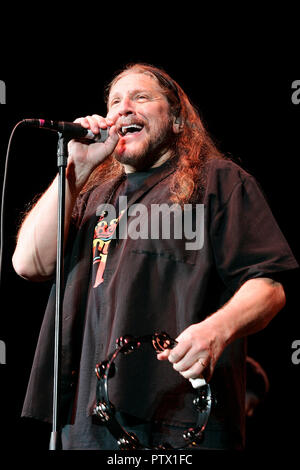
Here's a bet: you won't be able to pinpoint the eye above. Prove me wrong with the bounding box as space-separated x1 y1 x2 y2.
109 98 120 107
136 94 150 102
110 98 120 107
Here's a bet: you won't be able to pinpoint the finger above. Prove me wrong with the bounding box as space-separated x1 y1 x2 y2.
73 116 102 135
167 341 190 364
108 125 119 140
156 349 170 361
106 110 120 125
73 117 90 128
100 125 119 153
178 360 206 380
91 114 112 129
85 115 101 135
172 349 200 372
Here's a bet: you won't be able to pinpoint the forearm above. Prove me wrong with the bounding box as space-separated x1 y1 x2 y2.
204 277 286 346
12 174 78 281
12 116 119 282
157 277 286 381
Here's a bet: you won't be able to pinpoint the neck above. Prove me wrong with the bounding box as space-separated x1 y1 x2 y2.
123 149 173 174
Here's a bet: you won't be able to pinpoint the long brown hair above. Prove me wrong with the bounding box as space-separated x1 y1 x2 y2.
82 63 225 205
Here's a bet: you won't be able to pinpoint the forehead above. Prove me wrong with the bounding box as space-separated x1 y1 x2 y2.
108 72 164 99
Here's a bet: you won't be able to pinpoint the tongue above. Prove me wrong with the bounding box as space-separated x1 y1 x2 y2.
125 127 142 135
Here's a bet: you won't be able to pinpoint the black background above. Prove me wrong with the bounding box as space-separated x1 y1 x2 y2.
0 41 299 461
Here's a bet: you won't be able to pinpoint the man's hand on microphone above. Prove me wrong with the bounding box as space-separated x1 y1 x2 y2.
67 114 119 194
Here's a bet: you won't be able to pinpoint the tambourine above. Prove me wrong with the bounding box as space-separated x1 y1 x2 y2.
93 332 213 450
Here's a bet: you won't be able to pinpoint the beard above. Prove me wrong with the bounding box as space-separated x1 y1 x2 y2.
112 118 175 171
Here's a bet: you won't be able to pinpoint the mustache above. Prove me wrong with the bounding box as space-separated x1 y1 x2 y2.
115 116 146 131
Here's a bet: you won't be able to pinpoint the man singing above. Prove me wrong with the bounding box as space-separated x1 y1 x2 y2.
12 63 298 450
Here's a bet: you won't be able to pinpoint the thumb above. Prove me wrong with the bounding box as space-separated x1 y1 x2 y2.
156 349 171 361
102 125 119 153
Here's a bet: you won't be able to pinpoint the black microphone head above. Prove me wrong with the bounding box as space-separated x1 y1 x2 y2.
22 119 48 128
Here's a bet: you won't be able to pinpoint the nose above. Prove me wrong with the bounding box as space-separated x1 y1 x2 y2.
117 95 135 117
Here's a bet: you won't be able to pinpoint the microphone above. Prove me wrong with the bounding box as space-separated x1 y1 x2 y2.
21 118 109 143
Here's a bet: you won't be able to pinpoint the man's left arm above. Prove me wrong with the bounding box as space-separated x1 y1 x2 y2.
157 277 286 381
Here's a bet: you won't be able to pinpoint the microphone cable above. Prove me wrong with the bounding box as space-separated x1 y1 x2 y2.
0 121 24 291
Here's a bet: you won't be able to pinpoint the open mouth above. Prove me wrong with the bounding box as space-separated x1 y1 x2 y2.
118 123 144 137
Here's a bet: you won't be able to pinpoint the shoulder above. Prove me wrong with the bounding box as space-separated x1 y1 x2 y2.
206 157 253 182
203 157 257 205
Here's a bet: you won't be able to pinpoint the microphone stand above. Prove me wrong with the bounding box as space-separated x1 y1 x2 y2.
49 133 68 450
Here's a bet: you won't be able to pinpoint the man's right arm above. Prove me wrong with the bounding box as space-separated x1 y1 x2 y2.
12 175 79 281
12 115 119 281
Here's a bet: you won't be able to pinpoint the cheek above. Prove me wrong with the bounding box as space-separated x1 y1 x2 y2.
147 109 171 132
150 115 173 139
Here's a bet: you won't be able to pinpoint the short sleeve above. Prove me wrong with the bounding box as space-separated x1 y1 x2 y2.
71 191 91 229
209 167 299 294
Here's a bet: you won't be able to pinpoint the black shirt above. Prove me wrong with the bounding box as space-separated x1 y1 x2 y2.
21 158 299 449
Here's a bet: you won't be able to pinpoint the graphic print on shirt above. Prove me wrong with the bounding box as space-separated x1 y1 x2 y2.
93 209 125 288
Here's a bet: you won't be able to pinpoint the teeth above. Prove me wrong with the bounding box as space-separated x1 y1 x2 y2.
121 124 143 135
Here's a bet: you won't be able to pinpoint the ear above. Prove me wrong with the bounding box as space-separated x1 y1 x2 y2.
173 116 183 134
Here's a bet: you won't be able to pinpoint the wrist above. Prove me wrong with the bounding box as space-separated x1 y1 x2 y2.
66 161 91 198
202 309 233 348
